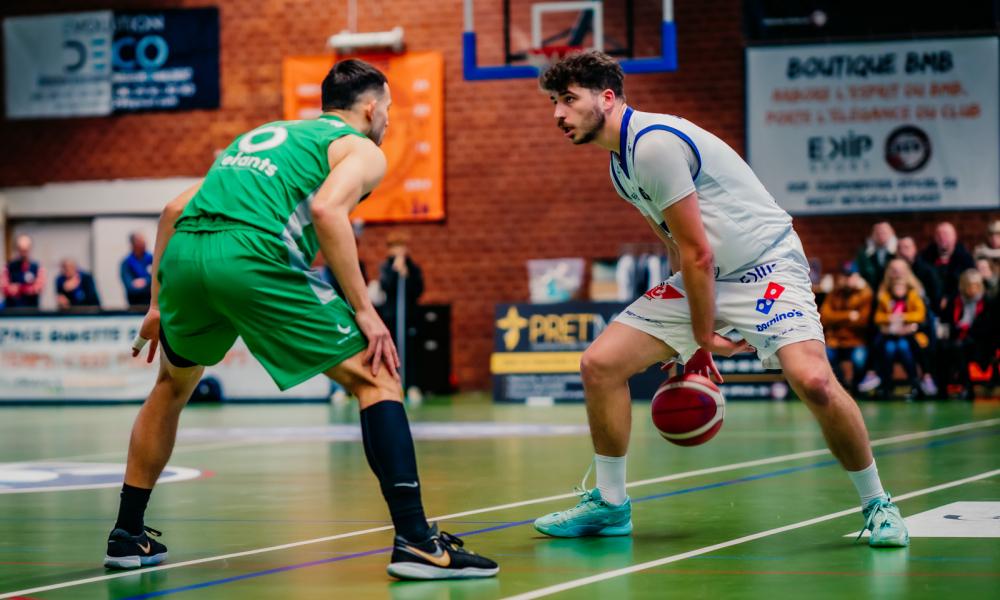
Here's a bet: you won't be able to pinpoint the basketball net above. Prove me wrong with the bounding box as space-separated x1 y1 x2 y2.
526 45 583 71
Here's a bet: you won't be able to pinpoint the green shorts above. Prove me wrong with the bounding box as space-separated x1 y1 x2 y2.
158 226 367 390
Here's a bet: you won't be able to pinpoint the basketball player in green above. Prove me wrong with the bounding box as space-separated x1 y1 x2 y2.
104 59 498 580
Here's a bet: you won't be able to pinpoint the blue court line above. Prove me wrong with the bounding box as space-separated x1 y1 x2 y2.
119 428 998 599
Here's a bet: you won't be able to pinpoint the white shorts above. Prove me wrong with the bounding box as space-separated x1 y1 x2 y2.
615 232 824 370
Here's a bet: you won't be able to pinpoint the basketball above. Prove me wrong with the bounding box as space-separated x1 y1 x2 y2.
651 373 726 447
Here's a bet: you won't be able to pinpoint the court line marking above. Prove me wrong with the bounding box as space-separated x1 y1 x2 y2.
501 468 1000 600
1 417 996 599
108 429 999 599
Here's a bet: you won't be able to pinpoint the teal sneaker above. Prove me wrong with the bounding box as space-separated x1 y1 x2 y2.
859 495 909 548
534 488 633 538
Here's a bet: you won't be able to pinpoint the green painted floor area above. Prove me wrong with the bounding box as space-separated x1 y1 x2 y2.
0 396 997 599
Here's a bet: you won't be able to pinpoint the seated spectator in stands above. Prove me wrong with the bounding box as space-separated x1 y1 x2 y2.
855 221 897 291
55 259 100 309
974 219 1000 299
977 258 998 301
897 235 942 315
120 232 153 307
939 269 988 399
968 289 1000 385
1 234 45 309
920 221 975 313
870 262 928 399
820 262 871 392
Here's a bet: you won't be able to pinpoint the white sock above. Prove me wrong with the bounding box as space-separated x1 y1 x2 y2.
595 453 627 506
848 461 886 506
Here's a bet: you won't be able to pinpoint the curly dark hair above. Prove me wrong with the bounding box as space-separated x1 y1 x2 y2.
538 50 625 98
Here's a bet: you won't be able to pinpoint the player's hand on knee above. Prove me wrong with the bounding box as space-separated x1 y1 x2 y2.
131 308 161 364
355 307 400 379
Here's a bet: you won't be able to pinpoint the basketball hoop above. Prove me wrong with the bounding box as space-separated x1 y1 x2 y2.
526 45 583 71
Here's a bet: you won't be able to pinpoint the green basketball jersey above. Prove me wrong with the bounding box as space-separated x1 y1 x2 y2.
175 115 366 260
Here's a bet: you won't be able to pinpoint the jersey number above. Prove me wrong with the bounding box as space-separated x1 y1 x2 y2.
238 125 288 153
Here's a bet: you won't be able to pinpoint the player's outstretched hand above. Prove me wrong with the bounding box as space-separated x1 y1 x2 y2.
701 333 753 359
355 307 400 380
131 308 160 364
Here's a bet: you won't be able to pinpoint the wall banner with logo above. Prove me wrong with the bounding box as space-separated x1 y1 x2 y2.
747 37 999 214
491 302 779 403
4 8 219 119
283 52 444 223
0 314 327 402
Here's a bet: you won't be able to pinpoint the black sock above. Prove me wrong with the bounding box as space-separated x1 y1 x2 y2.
360 400 431 543
114 483 152 535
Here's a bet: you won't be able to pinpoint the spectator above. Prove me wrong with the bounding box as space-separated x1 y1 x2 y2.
820 262 872 392
55 259 100 309
870 260 927 399
1 234 45 309
968 290 1000 384
378 232 424 395
973 219 1000 298
897 235 943 314
120 232 153 307
855 221 897 290
939 269 987 399
920 221 975 312
977 258 998 301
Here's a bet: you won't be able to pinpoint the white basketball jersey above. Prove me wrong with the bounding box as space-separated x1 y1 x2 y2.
609 107 793 277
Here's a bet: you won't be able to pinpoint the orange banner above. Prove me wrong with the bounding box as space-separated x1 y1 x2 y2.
282 52 444 222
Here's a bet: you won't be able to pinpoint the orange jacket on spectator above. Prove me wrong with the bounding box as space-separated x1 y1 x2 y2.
874 289 926 329
820 285 872 348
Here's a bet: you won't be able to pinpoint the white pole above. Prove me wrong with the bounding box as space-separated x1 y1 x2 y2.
396 273 407 391
464 0 474 32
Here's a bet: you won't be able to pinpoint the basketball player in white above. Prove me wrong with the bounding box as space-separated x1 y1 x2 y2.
532 50 908 547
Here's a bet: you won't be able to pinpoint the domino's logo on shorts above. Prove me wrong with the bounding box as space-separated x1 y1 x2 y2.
755 282 785 315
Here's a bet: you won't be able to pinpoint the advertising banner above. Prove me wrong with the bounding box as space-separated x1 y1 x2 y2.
3 11 114 118
4 8 219 118
491 303 779 403
747 37 999 214
111 9 220 112
0 315 327 401
283 52 445 222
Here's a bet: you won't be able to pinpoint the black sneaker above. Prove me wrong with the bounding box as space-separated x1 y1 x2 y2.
387 525 499 580
104 526 168 569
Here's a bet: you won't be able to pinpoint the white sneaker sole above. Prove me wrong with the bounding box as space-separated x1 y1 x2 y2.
387 562 499 580
103 552 168 569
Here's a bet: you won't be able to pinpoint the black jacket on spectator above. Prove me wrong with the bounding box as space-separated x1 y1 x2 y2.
969 294 1000 366
856 245 895 291
379 257 424 325
909 255 943 315
56 271 100 307
920 242 975 303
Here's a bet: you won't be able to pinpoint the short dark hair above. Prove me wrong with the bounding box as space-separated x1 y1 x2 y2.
321 59 388 110
539 50 624 98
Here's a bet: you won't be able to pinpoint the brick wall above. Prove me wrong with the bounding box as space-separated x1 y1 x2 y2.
1 1 997 388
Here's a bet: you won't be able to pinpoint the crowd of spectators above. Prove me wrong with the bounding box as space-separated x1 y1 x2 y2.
0 231 151 312
820 219 1000 400
3 217 996 399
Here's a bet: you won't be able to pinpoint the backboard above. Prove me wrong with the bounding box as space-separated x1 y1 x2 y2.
462 0 677 81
